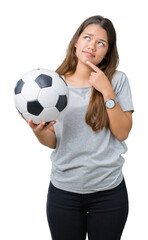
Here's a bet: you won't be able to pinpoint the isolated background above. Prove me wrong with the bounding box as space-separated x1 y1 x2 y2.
1 0 147 239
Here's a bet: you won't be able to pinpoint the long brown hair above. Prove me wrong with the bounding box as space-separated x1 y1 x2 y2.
56 15 119 131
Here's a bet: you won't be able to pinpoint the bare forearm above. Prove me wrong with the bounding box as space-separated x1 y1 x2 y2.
106 103 132 141
34 130 56 149
103 91 132 142
28 120 57 149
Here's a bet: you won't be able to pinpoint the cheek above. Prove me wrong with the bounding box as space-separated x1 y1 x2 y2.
94 49 108 65
75 38 87 52
75 38 81 49
103 46 109 57
75 42 83 57
97 48 108 59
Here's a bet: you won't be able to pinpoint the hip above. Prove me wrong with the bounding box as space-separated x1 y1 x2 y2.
47 178 129 213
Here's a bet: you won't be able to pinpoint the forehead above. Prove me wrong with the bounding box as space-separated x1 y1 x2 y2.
81 24 108 40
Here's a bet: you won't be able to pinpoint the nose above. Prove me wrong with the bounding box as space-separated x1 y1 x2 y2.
88 40 96 52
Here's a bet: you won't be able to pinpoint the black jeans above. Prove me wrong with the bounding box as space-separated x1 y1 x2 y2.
46 179 128 240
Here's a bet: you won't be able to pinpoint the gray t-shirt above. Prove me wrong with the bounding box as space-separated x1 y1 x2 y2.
50 70 134 194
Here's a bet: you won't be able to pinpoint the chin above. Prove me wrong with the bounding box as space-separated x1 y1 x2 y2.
77 55 101 66
82 58 95 65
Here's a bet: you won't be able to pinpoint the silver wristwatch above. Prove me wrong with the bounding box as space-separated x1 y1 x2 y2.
105 97 118 109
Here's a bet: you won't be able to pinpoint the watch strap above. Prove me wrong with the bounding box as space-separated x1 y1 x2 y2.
114 97 118 104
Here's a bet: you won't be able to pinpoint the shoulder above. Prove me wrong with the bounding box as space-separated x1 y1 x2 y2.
111 70 129 92
112 70 127 84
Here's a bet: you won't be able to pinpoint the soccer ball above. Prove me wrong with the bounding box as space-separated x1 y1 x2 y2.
14 68 69 124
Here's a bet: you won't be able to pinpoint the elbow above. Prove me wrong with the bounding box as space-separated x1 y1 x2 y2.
114 124 132 142
50 144 56 149
117 135 128 142
116 132 129 142
110 121 133 142
38 139 56 149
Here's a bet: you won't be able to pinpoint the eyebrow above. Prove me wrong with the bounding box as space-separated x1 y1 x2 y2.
84 33 108 43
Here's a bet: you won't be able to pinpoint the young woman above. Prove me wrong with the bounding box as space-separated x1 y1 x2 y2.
28 16 134 240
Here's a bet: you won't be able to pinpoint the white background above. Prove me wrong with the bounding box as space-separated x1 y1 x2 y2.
0 0 147 239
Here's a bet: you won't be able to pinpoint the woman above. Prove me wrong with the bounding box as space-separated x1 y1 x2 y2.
28 15 134 240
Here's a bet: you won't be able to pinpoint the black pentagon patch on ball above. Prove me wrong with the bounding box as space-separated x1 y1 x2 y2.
56 95 67 112
35 74 52 88
27 100 44 116
14 79 24 94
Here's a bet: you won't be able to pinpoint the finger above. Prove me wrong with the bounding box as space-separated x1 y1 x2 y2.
28 119 37 129
36 121 46 130
90 71 98 77
86 61 99 72
88 75 94 81
45 121 56 129
49 120 56 126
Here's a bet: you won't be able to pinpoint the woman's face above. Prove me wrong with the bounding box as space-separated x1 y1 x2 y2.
75 24 109 66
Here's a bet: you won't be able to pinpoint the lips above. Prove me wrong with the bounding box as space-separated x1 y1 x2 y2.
82 51 95 57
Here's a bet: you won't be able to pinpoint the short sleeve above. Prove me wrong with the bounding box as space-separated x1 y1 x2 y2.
112 71 134 112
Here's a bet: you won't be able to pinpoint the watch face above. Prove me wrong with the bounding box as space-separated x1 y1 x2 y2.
106 99 115 108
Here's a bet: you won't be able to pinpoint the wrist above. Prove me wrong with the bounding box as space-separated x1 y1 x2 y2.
103 88 116 102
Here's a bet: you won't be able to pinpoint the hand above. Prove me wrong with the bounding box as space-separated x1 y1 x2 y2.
19 113 56 134
86 61 113 96
19 113 57 148
19 113 56 133
28 119 56 134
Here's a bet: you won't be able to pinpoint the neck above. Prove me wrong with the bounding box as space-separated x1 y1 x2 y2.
65 61 93 87
74 61 92 81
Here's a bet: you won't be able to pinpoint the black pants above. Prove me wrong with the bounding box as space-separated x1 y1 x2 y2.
46 179 128 240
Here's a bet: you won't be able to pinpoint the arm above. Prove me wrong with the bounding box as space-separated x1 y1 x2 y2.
103 90 132 141
28 120 57 149
86 61 133 142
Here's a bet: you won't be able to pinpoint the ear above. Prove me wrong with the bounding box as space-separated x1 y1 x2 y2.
74 41 78 48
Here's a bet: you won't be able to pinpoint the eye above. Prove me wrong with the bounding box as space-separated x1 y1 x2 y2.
84 36 91 41
98 42 104 46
